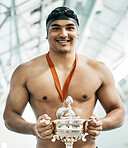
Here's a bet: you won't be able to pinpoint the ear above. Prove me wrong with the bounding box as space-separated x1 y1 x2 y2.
46 36 48 39
77 35 79 39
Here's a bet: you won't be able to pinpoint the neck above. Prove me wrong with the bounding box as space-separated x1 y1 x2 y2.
48 50 76 69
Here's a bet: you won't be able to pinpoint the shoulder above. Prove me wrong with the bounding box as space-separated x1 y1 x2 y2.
78 54 114 84
11 54 46 83
78 53 106 69
15 54 46 71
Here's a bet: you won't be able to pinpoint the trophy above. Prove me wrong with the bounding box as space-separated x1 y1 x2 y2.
51 96 88 148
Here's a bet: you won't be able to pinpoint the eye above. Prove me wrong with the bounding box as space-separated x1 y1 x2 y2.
52 27 60 31
67 27 75 30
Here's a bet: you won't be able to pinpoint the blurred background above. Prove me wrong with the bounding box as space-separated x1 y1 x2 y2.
0 0 128 147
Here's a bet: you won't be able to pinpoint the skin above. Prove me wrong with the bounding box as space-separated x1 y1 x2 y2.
3 20 125 148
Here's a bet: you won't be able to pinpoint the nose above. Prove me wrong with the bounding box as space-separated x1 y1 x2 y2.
59 28 68 38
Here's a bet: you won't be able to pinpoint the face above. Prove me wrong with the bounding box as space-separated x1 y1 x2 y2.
46 20 78 54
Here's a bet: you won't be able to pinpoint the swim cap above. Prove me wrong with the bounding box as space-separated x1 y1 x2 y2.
46 7 79 33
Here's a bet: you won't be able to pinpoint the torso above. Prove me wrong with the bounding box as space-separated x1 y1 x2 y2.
25 53 102 148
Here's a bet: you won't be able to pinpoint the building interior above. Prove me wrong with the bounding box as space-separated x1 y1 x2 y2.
0 0 128 148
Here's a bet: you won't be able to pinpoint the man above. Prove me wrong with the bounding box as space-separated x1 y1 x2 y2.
3 7 125 148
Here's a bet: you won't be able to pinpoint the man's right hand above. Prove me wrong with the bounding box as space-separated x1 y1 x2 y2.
34 114 53 140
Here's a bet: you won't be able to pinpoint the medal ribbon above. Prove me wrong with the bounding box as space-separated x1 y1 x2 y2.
46 52 78 102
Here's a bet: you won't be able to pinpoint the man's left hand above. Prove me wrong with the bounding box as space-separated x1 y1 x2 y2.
86 115 103 140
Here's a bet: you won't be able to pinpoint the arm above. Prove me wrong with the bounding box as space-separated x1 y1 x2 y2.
3 64 53 139
87 63 125 140
3 65 35 135
97 63 125 130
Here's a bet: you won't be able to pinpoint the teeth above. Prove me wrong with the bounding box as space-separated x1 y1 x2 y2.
58 40 67 43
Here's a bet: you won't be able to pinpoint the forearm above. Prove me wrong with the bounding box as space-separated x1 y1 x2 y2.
3 111 36 136
100 108 125 131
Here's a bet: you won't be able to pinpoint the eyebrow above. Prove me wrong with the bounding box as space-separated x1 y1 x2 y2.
51 23 75 27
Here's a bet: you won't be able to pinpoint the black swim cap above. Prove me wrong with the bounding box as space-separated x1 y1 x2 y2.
46 7 79 33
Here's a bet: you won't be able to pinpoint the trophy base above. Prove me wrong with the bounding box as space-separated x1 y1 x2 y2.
65 142 73 148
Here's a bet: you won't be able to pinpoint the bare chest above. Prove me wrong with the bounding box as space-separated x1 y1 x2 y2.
26 65 101 104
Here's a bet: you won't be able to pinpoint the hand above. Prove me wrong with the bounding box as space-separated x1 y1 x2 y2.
34 114 53 140
86 115 103 140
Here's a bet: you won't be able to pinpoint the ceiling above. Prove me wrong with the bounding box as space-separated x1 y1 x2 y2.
0 0 128 112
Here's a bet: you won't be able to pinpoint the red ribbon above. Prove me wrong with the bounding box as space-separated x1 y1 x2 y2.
46 52 78 102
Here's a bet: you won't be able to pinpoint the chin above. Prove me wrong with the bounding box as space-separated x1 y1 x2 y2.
59 50 72 54
55 48 71 54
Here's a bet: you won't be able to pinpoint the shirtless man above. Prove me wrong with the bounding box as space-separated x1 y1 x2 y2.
3 7 125 148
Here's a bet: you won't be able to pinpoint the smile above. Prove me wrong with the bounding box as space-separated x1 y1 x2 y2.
56 39 71 43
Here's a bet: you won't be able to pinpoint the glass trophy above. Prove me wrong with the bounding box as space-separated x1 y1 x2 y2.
51 96 88 148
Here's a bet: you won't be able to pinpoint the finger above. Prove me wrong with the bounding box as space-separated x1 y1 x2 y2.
37 124 52 134
89 135 97 140
42 114 51 120
87 129 100 137
88 115 97 122
38 114 51 122
87 121 97 127
35 124 43 139
36 120 50 127
42 129 53 137
41 119 51 126
35 124 53 139
40 128 53 140
87 130 100 141
44 133 54 140
88 121 103 129
43 124 53 131
87 125 102 131
88 118 102 127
